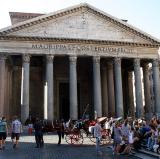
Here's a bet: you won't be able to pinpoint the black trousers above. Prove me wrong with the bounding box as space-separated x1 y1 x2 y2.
57 131 64 144
35 132 44 147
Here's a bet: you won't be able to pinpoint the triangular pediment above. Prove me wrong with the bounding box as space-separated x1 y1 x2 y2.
0 3 159 44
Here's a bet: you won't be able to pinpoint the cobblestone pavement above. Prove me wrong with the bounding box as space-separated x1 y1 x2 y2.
0 134 141 159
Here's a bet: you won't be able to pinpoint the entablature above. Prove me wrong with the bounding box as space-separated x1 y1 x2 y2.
0 36 159 59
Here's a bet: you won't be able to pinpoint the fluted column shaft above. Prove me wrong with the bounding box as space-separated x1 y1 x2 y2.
152 59 160 117
134 59 143 118
93 56 102 117
0 55 7 117
143 63 152 120
69 56 78 120
101 66 108 116
46 55 54 120
114 57 123 117
21 54 30 123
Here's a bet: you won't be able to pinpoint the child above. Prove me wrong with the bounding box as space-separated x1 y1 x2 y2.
28 122 33 135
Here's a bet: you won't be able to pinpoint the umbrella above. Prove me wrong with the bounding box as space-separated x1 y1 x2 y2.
97 117 107 123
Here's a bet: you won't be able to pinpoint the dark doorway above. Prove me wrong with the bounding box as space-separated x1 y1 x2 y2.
59 83 69 121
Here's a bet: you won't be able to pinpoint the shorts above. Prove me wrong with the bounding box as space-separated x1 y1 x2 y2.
0 132 7 140
11 133 20 140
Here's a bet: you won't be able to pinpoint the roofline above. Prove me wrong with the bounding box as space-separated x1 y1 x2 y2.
0 3 160 44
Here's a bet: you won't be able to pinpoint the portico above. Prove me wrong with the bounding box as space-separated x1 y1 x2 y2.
0 3 160 123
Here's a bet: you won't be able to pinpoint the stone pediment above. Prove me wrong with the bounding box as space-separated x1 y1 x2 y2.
0 3 160 44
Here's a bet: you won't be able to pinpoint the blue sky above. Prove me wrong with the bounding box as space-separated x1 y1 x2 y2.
0 0 159 39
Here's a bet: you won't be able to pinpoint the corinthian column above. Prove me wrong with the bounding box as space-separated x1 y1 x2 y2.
114 57 123 117
69 56 78 120
0 55 7 117
128 71 135 118
46 55 54 121
152 59 160 118
107 61 115 117
143 63 152 120
101 66 108 116
93 56 102 117
134 58 143 118
21 54 30 123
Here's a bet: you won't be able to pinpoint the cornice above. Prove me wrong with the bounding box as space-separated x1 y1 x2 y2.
0 35 159 48
0 3 159 44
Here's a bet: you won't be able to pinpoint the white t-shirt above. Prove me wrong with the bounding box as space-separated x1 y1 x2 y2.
12 119 22 133
129 131 134 144
94 123 102 138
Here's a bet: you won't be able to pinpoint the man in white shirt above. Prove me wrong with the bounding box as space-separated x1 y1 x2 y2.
94 119 102 155
11 116 22 149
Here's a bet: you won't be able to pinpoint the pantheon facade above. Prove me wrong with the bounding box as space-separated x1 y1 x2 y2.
0 3 160 123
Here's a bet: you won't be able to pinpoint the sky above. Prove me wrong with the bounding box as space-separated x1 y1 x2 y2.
0 0 160 39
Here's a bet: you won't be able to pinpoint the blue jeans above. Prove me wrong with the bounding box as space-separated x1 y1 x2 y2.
96 137 101 153
147 137 156 150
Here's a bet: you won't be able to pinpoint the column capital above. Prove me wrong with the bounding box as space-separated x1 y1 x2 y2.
23 54 31 63
114 57 121 66
0 54 7 61
152 59 159 67
69 56 77 63
134 58 140 67
46 54 54 63
93 56 100 63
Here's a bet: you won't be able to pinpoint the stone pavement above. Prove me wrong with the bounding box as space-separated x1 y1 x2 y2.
0 134 148 159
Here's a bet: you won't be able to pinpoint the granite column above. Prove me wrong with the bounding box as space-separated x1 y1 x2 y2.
21 54 30 123
46 55 54 120
69 56 78 120
114 57 124 117
93 56 102 117
134 59 143 118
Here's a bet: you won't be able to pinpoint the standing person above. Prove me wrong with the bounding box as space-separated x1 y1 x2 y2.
33 118 44 148
113 122 122 155
94 119 102 155
11 116 22 149
28 122 33 135
55 119 64 145
0 117 8 150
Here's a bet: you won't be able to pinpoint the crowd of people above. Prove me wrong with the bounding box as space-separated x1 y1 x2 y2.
0 114 160 157
100 116 160 155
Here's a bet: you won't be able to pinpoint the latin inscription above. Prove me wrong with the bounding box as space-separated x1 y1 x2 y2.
32 44 133 54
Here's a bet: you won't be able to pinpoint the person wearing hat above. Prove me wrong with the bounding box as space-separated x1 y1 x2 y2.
0 117 8 150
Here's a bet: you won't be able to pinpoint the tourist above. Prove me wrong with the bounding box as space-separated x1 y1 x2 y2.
113 121 122 155
94 118 102 155
0 117 8 150
33 118 44 148
55 119 65 145
11 116 22 149
28 121 33 135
